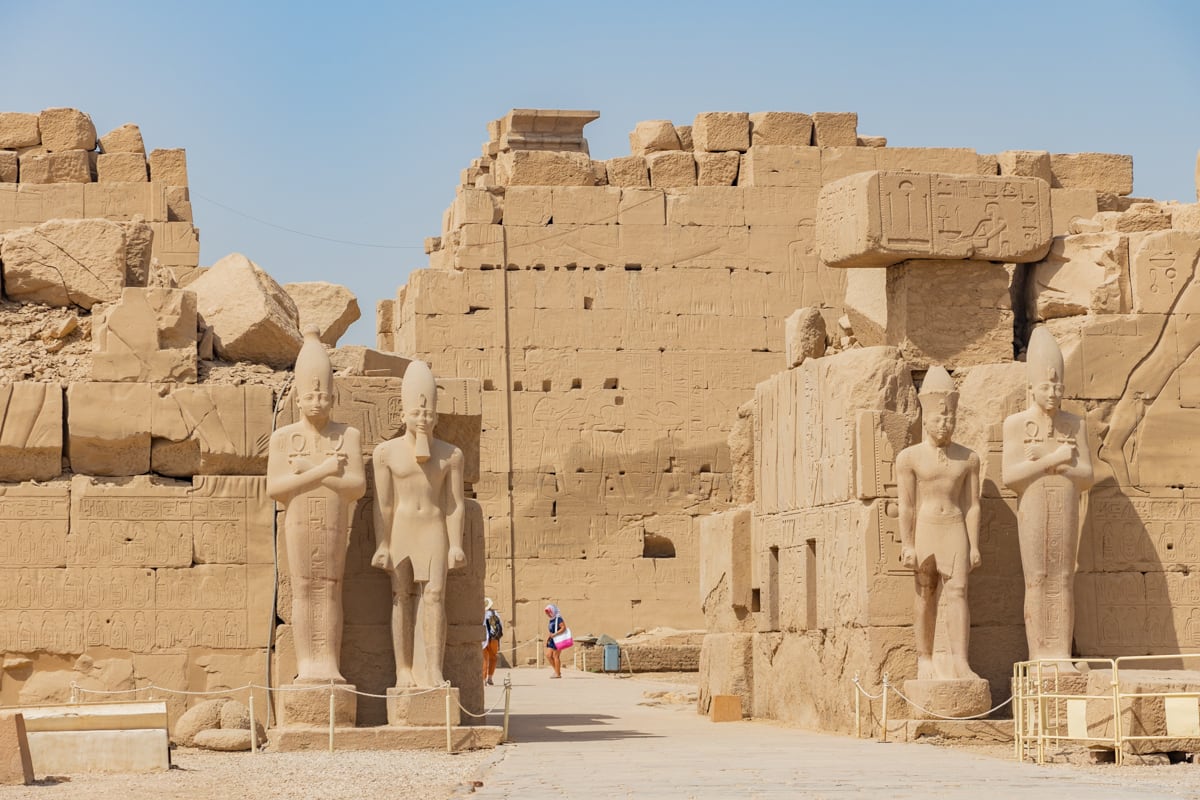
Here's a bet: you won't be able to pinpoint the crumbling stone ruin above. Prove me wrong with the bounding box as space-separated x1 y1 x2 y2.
0 108 484 741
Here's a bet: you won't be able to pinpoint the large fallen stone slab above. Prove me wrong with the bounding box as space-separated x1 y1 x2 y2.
0 219 127 309
22 701 169 774
190 253 303 368
92 287 198 382
283 281 361 346
817 171 1053 268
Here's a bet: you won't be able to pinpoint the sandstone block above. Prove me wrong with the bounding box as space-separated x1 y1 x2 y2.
812 112 858 146
150 384 274 475
696 151 740 186
80 182 168 222
0 151 17 182
493 108 598 154
173 699 224 746
166 185 193 221
1109 203 1172 233
646 151 696 189
1027 233 1128 322
18 150 91 183
629 120 681 156
495 150 594 186
387 687 460 726
451 188 500 226
605 156 649 188
96 152 148 182
617 188 665 225
283 281 361 346
900 678 991 720
38 108 96 151
193 729 252 751
0 383 63 481
1085 670 1200 754
99 123 146 154
0 113 40 149
874 147 981 175
858 135 888 148
1173 203 1200 231
190 253 302 367
148 148 188 185
977 153 999 174
551 186 620 225
66 382 154 475
785 307 827 366
817 171 1052 267
0 712 33 785
503 186 552 226
820 146 878 184
710 694 743 722
120 219 154 286
742 187 817 226
676 125 693 151
998 150 1052 183
278 684 357 728
1051 152 1133 196
749 112 812 147
738 146 820 187
693 112 750 153
1050 187 1099 235
1 218 127 308
92 287 198 382
666 186 744 226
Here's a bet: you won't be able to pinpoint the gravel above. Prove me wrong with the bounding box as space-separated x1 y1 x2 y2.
5 746 500 800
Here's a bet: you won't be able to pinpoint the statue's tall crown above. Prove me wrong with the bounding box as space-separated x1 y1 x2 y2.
402 360 438 414
294 325 332 395
1027 326 1065 384
919 365 957 402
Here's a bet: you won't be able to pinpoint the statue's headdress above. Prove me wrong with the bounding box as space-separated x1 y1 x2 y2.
1026 326 1064 385
402 360 437 414
294 325 333 397
918 365 958 406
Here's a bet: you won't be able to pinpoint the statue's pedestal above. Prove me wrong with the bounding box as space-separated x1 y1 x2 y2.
902 678 991 720
387 687 460 727
278 683 358 728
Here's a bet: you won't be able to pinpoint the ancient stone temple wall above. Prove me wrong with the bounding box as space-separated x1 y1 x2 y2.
380 107 1166 652
700 139 1200 730
0 108 484 733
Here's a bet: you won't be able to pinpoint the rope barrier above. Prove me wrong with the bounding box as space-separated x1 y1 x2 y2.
883 678 1013 721
70 681 447 699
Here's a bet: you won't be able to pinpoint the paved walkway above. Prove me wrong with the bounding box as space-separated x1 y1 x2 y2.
466 667 1200 799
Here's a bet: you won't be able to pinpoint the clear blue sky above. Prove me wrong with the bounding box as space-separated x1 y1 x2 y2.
8 0 1199 346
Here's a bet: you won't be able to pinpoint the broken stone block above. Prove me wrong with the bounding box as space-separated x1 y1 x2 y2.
92 287 198 383
99 123 146 154
998 150 1052 183
190 253 303 368
858 136 888 148
1 218 127 308
165 186 192 221
451 188 500 226
646 151 696 189
38 108 96 151
18 150 91 183
693 112 750 153
494 150 594 186
1108 203 1172 233
817 171 1052 268
749 112 812 147
150 384 273 476
1050 152 1133 196
696 152 740 186
0 113 40 149
785 307 827 367
629 120 681 156
812 112 858 146
1173 203 1200 231
0 383 63 481
96 153 148 182
0 151 16 182
66 382 154 475
1027 233 1129 321
1050 188 1099 235
283 281 361 346
676 125 693 151
173 699 224 746
0 711 33 785
148 148 188 185
193 729 252 751
149 221 200 268
493 108 598 153
330 346 410 377
605 156 649 188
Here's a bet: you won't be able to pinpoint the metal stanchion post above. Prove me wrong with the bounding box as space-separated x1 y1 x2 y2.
328 688 335 753
445 684 453 754
880 673 889 743
502 676 512 743
853 674 861 739
249 693 258 754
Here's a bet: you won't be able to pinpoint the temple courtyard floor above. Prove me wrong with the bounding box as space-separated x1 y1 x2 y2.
9 668 1200 798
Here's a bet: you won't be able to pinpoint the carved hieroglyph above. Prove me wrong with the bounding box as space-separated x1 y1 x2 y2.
267 327 366 684
817 171 1052 268
1002 327 1094 664
896 367 982 682
371 360 466 690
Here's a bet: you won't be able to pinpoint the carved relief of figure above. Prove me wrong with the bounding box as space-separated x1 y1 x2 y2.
267 326 366 684
1003 327 1095 664
372 361 465 688
897 366 982 680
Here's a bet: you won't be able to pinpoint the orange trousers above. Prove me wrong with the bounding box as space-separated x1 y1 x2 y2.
483 638 500 679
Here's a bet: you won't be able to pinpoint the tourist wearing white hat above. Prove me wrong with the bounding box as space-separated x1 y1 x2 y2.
483 597 503 685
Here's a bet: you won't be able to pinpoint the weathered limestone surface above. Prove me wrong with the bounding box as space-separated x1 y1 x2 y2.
92 287 198 383
0 383 62 481
190 253 303 368
99 123 146 154
1 218 128 308
630 120 681 156
0 711 33 785
1050 152 1134 196
817 171 1053 268
749 112 812 147
0 113 40 149
283 281 361 346
693 112 750 153
148 148 188 185
38 108 96 152
96 152 148 183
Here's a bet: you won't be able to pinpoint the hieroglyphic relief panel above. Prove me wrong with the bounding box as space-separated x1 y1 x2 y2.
1080 486 1200 573
1076 570 1200 656
817 171 1052 268
0 483 70 567
1129 231 1200 315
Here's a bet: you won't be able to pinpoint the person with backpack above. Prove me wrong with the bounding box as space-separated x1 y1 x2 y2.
483 597 503 685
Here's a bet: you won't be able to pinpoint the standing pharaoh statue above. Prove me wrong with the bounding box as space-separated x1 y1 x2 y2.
896 366 983 683
372 360 466 691
1002 327 1094 665
267 326 366 692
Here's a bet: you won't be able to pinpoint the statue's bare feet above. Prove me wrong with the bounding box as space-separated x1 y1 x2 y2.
916 656 936 680
393 668 416 688
952 661 981 681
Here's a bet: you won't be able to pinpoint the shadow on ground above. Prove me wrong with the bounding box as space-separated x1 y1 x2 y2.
507 712 662 743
